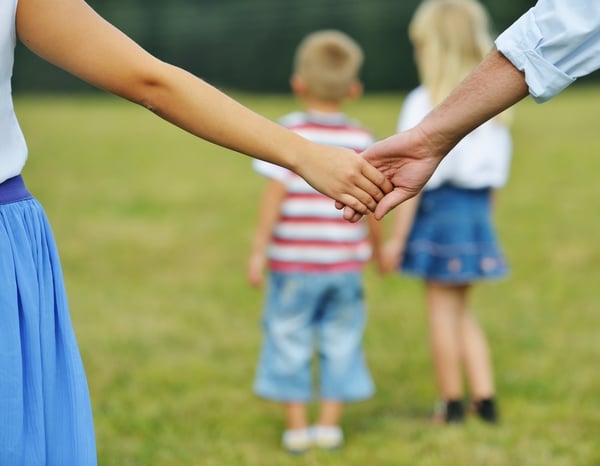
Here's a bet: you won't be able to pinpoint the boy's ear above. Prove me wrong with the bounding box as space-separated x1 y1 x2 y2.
347 80 363 100
290 75 308 96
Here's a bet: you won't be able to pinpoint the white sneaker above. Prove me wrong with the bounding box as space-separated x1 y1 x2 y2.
310 425 344 449
282 428 311 454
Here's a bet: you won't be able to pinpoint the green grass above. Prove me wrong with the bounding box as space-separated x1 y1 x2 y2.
14 87 600 466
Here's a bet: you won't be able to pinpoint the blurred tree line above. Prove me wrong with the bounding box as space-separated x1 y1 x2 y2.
14 0 540 93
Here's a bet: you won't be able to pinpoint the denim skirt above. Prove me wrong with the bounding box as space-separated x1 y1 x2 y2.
0 176 96 465
401 184 508 284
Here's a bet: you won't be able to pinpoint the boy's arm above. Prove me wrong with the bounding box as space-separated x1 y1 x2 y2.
379 195 421 274
247 179 286 288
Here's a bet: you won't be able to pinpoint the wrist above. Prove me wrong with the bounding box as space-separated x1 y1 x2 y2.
283 136 314 175
417 108 463 161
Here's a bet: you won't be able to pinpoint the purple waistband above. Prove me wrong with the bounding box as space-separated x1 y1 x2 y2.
0 175 33 205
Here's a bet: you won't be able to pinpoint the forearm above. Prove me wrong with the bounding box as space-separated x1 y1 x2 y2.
366 215 383 259
251 181 285 255
16 0 310 172
389 195 420 244
18 0 392 218
419 48 528 159
135 65 311 172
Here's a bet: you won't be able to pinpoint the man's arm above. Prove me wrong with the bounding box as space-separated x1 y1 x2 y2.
358 0 600 220
363 49 528 219
496 0 600 103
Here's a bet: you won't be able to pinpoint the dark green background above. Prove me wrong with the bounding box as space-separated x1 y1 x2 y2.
15 0 583 93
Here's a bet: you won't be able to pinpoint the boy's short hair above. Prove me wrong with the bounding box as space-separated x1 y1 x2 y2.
293 30 364 103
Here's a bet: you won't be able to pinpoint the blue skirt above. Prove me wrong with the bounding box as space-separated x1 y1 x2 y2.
401 185 508 284
0 176 96 465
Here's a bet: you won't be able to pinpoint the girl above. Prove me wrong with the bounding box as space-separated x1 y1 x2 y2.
380 0 512 424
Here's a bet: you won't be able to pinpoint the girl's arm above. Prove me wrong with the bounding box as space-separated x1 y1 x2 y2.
365 214 383 272
16 0 392 218
379 194 420 274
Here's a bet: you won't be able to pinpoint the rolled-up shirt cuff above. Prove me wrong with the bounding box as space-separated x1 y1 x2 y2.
495 10 575 103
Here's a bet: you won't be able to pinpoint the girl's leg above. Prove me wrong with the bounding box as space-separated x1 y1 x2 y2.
458 306 498 422
459 311 495 400
425 282 469 402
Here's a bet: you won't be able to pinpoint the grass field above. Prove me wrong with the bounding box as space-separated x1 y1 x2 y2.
14 87 600 466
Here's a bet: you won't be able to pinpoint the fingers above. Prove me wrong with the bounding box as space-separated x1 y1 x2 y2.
360 160 394 198
248 272 264 288
342 160 395 215
337 192 370 219
333 158 395 221
373 189 415 220
343 205 363 223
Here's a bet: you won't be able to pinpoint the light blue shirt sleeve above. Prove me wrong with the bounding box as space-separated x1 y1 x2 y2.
495 0 600 103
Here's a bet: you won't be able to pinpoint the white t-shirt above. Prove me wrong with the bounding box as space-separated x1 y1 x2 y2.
0 0 28 184
398 86 512 190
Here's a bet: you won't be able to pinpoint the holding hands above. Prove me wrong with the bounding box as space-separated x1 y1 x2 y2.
341 47 532 222
362 126 445 220
338 125 446 222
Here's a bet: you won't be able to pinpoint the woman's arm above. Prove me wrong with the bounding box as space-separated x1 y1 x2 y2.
16 0 392 218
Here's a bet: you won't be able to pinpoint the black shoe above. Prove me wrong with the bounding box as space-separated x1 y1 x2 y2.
473 398 498 424
432 399 465 424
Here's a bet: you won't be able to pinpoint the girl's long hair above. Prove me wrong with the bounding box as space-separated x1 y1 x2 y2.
410 0 510 123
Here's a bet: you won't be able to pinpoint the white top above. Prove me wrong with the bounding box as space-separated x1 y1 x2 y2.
0 0 27 184
398 86 512 190
496 0 600 103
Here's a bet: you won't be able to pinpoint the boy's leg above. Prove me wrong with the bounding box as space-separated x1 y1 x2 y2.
312 400 344 449
284 402 309 430
317 399 343 427
313 272 374 448
253 273 316 402
317 272 374 403
282 402 312 454
253 272 321 453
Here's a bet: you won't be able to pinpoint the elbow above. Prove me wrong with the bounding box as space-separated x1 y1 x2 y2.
114 60 176 114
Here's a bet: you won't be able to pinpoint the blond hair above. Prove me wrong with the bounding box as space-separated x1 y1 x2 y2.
293 30 364 103
410 0 493 105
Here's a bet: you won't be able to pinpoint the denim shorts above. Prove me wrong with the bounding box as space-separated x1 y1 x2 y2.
253 271 374 402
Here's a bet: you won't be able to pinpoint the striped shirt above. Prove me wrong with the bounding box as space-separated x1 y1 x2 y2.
253 111 374 273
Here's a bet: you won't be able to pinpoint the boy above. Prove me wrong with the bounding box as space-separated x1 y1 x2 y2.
247 30 380 454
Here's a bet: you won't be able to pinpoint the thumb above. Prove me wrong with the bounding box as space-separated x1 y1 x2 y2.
373 189 413 220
